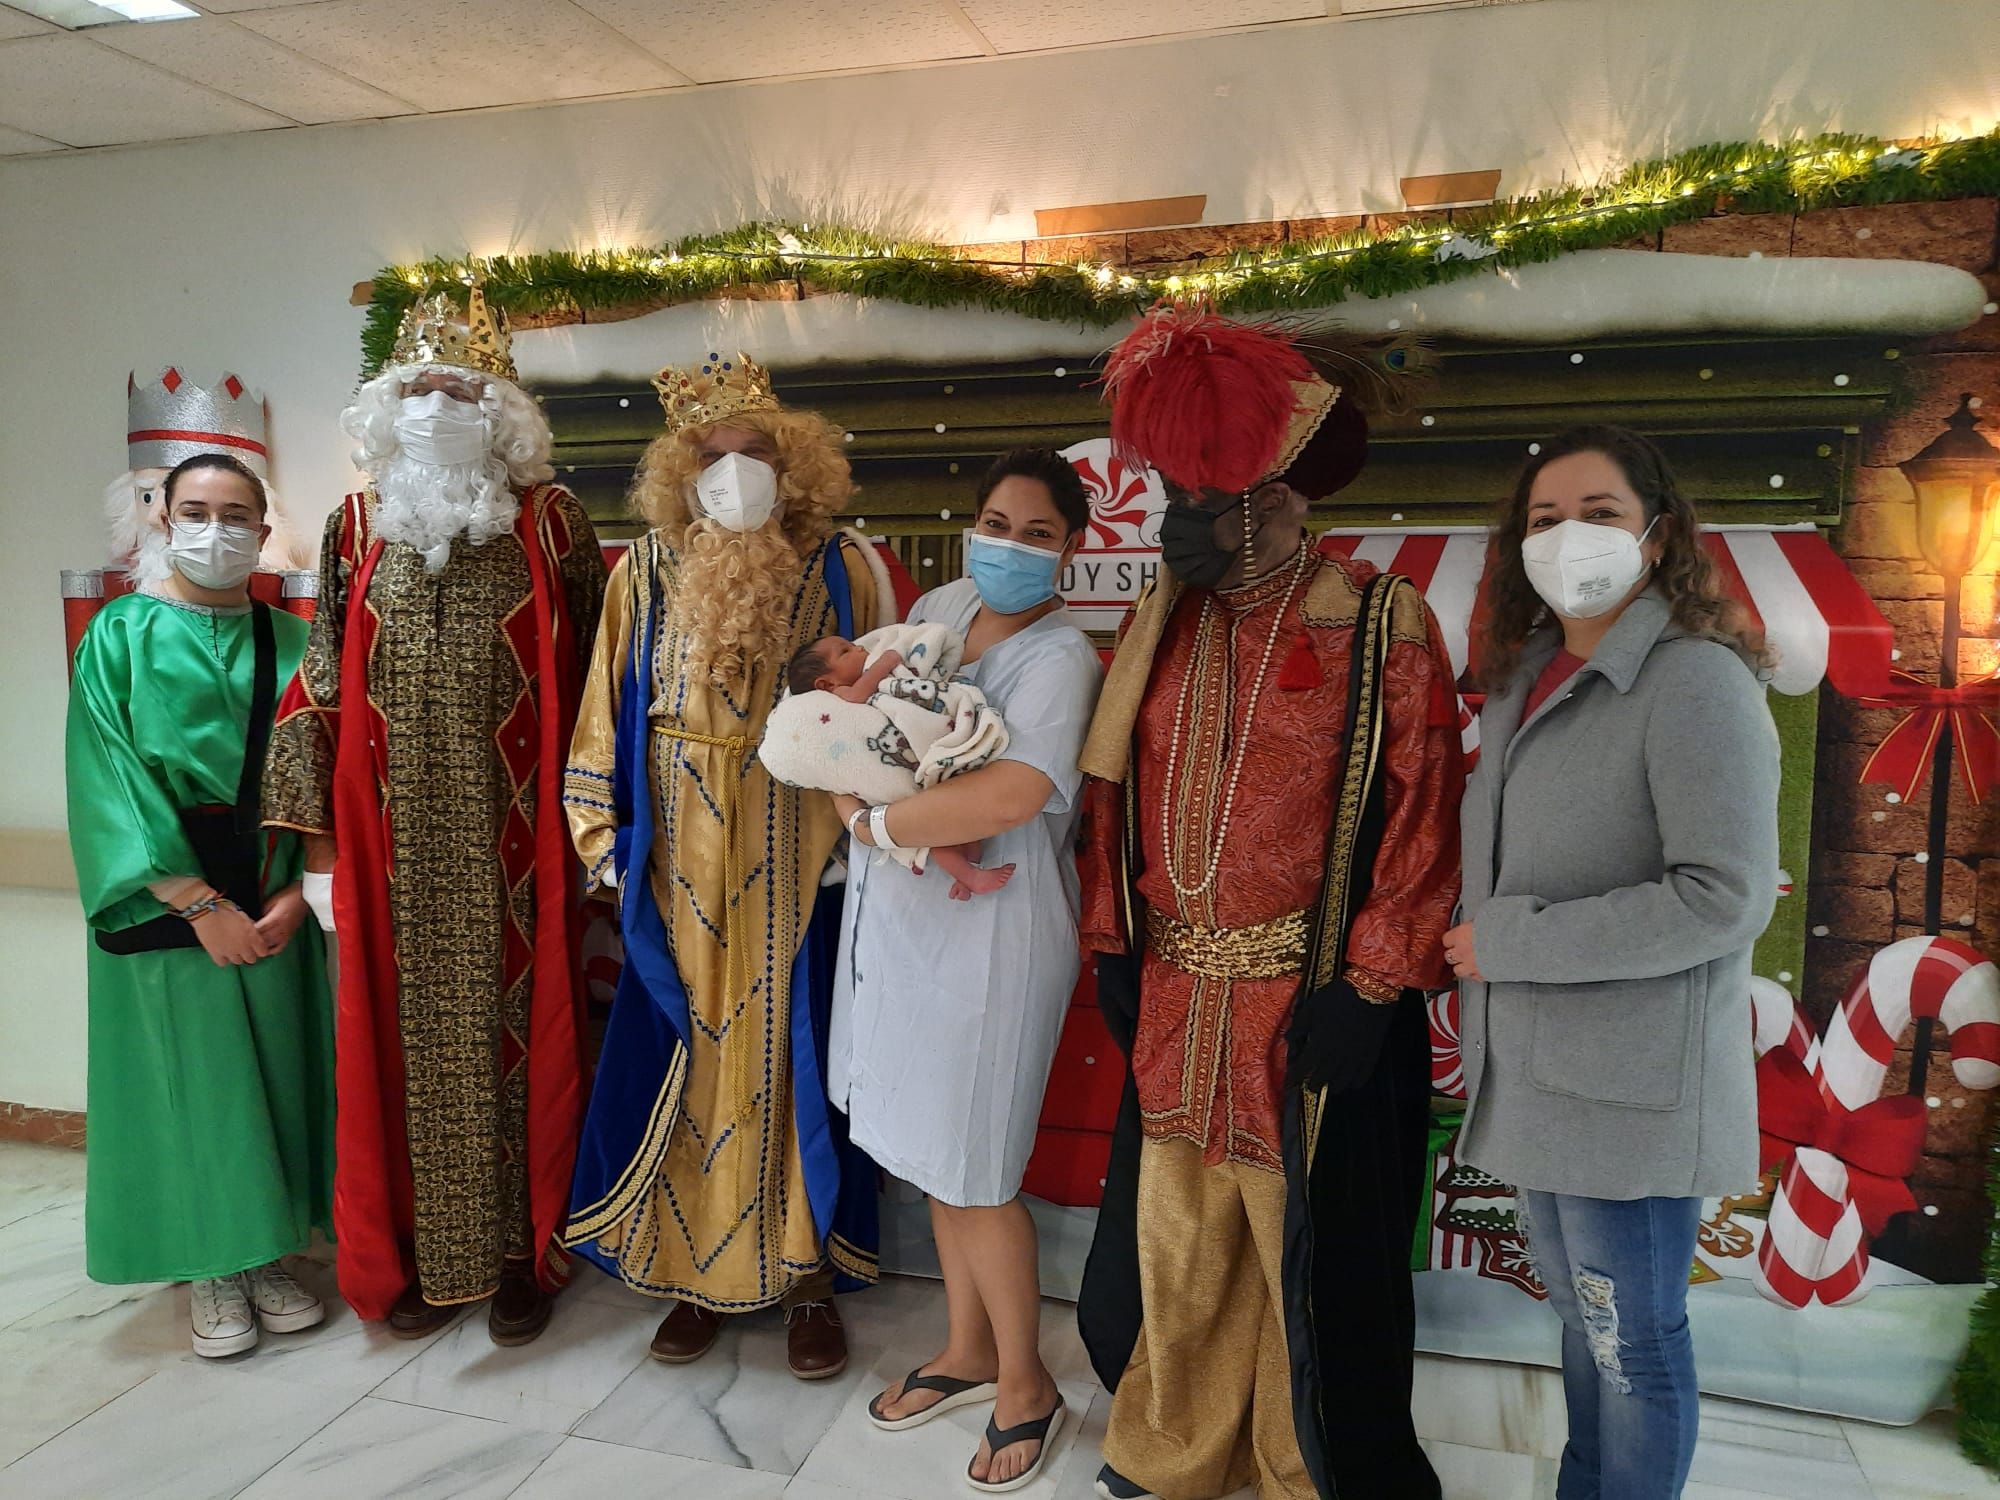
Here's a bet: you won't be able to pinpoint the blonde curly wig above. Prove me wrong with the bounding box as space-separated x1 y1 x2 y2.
631 406 855 688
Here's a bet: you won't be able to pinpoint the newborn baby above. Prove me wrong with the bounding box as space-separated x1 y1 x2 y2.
759 623 1012 900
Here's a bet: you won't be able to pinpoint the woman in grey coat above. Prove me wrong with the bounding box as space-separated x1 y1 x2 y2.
1442 425 1780 1500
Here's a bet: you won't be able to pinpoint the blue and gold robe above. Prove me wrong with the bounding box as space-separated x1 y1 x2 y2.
563 529 888 1307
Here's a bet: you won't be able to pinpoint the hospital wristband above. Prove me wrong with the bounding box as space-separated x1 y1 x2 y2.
845 804 871 842
869 804 904 853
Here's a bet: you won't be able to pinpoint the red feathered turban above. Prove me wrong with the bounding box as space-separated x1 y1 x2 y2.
1101 304 1363 498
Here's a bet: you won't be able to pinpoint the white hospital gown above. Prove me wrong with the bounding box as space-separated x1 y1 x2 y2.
828 578 1103 1207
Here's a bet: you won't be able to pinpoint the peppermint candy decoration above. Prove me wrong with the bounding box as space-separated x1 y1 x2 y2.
1428 988 1466 1098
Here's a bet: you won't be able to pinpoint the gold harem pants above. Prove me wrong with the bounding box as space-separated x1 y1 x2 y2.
1101 1136 1314 1500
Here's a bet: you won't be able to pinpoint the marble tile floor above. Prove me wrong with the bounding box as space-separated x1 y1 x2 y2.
0 1142 1993 1500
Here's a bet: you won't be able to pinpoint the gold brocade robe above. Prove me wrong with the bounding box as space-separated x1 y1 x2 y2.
563 530 885 1308
263 489 605 1310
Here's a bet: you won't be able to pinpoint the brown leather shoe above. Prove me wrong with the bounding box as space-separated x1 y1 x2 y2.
650 1300 723 1364
785 1299 848 1381
488 1269 555 1347
386 1281 457 1341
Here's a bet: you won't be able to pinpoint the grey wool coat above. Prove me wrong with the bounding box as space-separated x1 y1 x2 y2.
1456 589 1781 1201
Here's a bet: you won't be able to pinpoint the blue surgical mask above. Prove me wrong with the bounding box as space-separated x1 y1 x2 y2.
966 533 1063 615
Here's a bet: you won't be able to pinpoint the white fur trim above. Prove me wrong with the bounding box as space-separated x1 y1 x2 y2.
841 525 898 629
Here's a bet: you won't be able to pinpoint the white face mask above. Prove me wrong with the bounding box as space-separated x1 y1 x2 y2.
1520 516 1657 619
168 520 262 591
394 389 490 467
692 451 780 533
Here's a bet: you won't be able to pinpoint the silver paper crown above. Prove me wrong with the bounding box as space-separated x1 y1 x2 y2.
126 367 269 478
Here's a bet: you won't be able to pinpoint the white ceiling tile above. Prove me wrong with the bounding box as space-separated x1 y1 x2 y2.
0 119 62 151
574 0 978 83
958 0 1322 52
0 33 288 146
234 0 683 112
0 5 55 40
93 15 415 123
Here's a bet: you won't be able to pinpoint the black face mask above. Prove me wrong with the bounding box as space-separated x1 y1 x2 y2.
1159 495 1244 589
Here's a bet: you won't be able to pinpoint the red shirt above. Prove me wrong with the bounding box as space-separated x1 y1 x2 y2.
1525 650 1586 720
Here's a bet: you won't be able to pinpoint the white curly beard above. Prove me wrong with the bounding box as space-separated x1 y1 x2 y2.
369 450 520 573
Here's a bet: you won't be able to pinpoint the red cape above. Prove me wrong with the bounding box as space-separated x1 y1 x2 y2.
282 490 587 1319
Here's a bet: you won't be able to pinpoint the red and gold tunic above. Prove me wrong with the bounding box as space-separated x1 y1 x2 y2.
1083 546 1461 1172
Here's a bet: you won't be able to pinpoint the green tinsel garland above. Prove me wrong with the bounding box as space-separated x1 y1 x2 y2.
1959 1124 2000 1466
360 128 2000 376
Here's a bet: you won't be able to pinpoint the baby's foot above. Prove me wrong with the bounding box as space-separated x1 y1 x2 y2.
953 863 1015 898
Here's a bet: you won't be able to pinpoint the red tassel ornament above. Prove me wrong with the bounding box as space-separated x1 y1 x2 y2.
1277 632 1322 691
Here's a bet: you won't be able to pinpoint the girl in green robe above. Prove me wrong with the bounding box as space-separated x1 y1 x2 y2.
65 453 334 1358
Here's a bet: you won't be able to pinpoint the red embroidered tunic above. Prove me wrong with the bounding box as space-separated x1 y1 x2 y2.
1083 548 1463 1172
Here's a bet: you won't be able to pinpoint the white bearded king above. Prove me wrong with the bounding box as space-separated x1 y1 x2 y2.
260 285 606 1341
109 367 308 584
342 320 561 573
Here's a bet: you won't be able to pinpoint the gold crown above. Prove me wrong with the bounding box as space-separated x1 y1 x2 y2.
385 284 517 382
652 352 778 435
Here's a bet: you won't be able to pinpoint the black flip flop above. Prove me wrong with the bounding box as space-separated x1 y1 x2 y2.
867 1365 1000 1432
967 1397 1067 1493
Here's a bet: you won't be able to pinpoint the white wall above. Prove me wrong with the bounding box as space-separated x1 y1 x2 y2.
2 0 1996 1109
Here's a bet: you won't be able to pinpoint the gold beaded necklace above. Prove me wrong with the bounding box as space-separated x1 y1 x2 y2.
1159 540 1310 900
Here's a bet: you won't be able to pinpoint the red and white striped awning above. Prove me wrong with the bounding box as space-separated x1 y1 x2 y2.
1320 524 1894 698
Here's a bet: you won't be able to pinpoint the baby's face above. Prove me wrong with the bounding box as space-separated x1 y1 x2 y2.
816 637 868 687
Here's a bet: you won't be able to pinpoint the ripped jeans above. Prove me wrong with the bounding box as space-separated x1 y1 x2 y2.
1516 1190 1703 1500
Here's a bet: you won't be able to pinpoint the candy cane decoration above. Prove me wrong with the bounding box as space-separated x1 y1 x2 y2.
1816 935 2000 1111
1758 1150 1871 1308
1754 937 2000 1309
1748 976 1872 1308
1750 974 1817 1066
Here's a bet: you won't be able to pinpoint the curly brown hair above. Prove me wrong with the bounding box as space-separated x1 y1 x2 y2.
1477 424 1769 691
629 406 855 688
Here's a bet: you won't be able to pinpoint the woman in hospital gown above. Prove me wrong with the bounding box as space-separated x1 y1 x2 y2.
828 449 1101 1490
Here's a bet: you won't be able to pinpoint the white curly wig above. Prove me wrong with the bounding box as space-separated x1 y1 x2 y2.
343 364 555 571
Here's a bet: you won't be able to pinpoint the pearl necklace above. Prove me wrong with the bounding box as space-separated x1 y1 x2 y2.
1159 543 1311 900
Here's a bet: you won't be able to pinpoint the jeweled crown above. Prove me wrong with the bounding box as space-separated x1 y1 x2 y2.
127 367 269 477
386 284 517 382
653 352 778 436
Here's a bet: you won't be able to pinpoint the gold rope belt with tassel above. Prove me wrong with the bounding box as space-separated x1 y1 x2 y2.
1144 906 1309 981
656 724 757 1121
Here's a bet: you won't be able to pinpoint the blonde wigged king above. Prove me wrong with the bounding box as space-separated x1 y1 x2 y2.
631 407 855 688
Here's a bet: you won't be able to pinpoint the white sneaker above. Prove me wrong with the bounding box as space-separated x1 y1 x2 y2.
190 1276 258 1358
242 1261 325 1335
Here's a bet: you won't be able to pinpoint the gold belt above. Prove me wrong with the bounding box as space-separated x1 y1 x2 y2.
1145 907 1308 981
658 725 756 1119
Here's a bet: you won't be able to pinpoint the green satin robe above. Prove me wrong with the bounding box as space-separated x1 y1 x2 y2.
65 591 334 1284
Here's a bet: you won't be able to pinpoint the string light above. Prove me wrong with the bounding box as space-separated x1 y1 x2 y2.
363 129 1996 373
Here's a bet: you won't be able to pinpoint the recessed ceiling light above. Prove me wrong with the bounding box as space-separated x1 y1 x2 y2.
7 0 197 26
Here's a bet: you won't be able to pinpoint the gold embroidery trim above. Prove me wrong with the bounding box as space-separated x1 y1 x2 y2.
1144 906 1309 981
828 1234 879 1284
564 1042 688 1243
1304 575 1398 995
